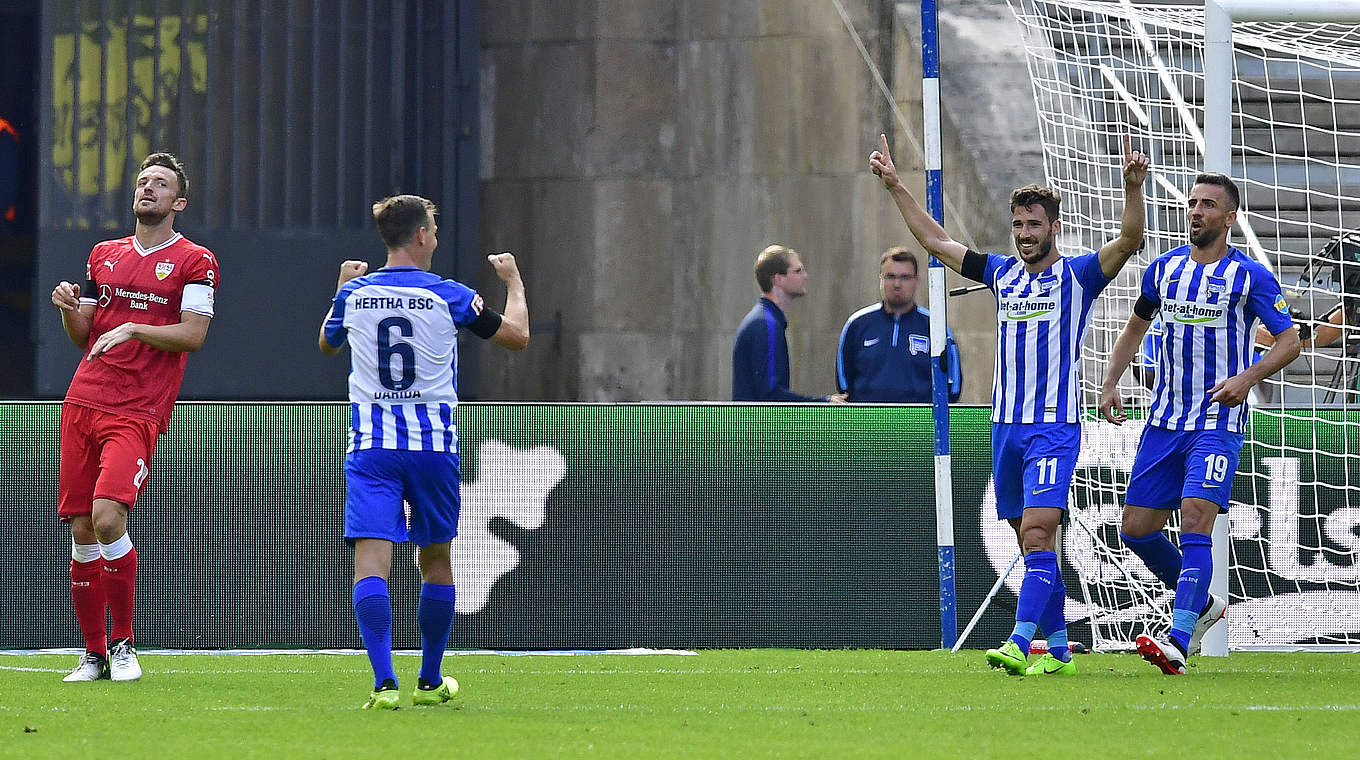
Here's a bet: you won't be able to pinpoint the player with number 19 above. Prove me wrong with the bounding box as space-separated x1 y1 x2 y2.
1099 173 1299 674
319 194 529 708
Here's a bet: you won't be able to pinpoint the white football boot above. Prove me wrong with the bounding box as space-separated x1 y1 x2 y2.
1135 635 1187 675
109 639 143 682
1188 594 1227 655
62 652 109 682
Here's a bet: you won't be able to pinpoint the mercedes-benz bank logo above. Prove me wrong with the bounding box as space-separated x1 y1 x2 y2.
98 284 112 307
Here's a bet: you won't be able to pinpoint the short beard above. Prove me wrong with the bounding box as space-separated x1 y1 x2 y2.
1190 225 1223 249
1016 236 1053 263
135 208 170 226
883 295 914 311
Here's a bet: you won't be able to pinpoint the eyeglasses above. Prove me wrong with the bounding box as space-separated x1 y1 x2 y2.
881 273 917 282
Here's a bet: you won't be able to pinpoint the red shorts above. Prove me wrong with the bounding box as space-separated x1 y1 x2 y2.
58 403 161 520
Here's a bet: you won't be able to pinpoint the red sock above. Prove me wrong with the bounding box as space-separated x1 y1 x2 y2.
70 559 107 657
102 546 138 643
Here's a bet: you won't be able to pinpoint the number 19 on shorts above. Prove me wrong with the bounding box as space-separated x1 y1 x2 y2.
1203 454 1230 486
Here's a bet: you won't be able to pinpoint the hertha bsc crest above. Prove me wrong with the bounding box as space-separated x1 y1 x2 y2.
155 261 175 280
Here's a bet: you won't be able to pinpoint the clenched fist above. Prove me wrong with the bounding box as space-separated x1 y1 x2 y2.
336 260 369 292
487 252 522 285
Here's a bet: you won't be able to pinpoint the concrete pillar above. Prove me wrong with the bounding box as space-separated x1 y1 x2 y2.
478 0 1016 401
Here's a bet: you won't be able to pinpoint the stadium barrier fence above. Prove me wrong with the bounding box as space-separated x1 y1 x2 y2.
1 402 1352 650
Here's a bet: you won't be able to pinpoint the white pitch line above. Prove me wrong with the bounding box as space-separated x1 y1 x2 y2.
0 705 310 713
458 703 1360 714
0 665 347 675
0 664 886 677
0 647 698 657
1 702 1354 715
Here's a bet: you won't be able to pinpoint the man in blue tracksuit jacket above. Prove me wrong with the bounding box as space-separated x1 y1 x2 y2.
732 244 827 401
836 247 962 403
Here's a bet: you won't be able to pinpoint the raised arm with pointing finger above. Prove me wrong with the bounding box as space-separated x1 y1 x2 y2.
868 132 1149 281
868 130 1150 677
1096 134 1150 278
868 133 968 274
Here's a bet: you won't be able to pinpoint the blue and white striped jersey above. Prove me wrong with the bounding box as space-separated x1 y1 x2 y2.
1140 245 1293 433
983 252 1110 423
324 266 486 453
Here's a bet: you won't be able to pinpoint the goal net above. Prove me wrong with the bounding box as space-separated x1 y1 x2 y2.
1001 0 1360 651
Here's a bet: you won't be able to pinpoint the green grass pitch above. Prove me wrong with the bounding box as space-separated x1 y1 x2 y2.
3 649 1358 758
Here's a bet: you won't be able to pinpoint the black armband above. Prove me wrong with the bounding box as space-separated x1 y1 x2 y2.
81 279 98 300
1133 295 1158 321
467 307 503 340
961 249 987 283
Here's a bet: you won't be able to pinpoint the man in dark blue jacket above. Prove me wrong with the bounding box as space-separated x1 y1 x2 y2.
732 244 828 401
836 247 962 403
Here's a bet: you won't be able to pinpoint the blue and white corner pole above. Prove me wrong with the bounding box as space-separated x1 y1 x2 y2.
921 0 956 650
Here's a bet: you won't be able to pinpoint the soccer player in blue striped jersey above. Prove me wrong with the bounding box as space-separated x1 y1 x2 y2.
319 194 530 708
870 133 1149 675
1099 173 1299 675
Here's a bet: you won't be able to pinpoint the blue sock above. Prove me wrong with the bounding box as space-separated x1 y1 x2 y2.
1046 629 1070 662
1009 551 1057 651
353 576 396 690
1120 531 1182 590
417 582 456 686
1038 570 1070 662
1170 532 1213 652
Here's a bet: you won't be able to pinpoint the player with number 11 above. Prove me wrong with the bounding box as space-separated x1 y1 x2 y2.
870 132 1148 675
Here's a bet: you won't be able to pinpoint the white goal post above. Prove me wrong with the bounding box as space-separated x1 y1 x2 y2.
1202 0 1360 659
998 0 1360 654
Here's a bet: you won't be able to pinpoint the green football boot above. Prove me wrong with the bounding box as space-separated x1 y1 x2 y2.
362 687 401 710
1024 652 1076 676
984 640 1028 675
412 675 460 707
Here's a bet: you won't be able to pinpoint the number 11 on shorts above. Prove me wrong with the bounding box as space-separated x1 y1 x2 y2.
1036 457 1058 485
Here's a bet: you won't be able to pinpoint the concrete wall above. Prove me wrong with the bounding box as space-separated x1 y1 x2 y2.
477 0 1028 402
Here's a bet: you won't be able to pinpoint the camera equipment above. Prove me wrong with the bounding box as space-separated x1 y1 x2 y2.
1310 233 1360 401
1316 232 1360 323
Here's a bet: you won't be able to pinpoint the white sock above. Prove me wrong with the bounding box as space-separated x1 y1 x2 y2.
71 541 100 563
98 532 134 561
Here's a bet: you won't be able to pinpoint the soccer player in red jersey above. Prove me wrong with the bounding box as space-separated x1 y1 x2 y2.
49 152 219 682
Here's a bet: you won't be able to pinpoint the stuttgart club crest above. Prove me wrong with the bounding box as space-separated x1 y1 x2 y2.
155 261 175 280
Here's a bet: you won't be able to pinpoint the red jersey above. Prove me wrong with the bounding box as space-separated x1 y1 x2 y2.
66 232 219 432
